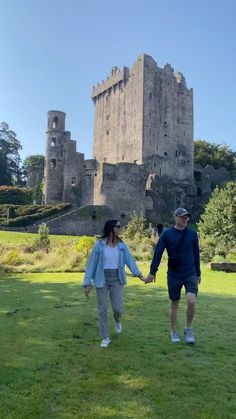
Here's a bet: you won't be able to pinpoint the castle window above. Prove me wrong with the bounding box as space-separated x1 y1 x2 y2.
51 137 56 147
50 159 56 169
106 130 109 135
176 150 178 156
106 115 110 120
134 160 137 163
71 177 76 187
52 117 58 129
149 111 152 117
121 213 126 218
197 187 202 197
122 155 124 161
164 152 168 157
160 168 162 176
164 121 167 125
153 163 156 167
164 134 167 137
149 93 152 99
92 211 96 220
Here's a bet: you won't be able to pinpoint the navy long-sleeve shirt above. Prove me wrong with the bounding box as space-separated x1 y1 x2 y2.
150 227 201 279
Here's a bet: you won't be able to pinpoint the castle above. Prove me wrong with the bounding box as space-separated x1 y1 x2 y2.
44 54 197 229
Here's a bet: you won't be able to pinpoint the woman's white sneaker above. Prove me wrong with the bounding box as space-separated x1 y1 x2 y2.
114 322 122 334
100 337 111 347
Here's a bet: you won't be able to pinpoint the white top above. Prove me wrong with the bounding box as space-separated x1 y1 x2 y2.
104 245 119 269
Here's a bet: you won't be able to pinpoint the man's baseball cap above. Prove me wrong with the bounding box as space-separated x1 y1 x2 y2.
174 208 191 217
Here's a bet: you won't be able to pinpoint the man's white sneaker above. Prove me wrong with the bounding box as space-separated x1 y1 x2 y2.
184 327 195 344
114 321 122 334
170 330 181 343
100 337 111 348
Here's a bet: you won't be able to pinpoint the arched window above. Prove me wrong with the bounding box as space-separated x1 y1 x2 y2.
52 117 59 129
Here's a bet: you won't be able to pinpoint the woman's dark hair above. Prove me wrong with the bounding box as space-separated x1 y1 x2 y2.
100 219 121 241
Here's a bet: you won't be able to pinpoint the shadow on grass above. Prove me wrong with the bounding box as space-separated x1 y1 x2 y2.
0 274 236 418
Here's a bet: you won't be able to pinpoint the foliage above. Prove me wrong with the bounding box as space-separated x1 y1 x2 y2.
0 267 236 418
23 154 45 170
7 206 16 219
0 185 33 205
123 212 154 260
0 203 72 226
0 122 23 185
73 235 96 257
194 139 236 171
198 182 236 260
32 181 44 204
123 212 151 240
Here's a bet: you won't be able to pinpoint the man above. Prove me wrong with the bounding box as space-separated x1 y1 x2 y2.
145 208 201 344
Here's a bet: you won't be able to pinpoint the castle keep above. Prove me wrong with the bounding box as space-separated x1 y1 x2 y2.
44 54 196 227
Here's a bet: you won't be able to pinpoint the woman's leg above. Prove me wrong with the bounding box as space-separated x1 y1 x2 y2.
96 285 109 338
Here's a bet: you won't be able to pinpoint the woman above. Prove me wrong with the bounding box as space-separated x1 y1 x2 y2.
82 219 145 347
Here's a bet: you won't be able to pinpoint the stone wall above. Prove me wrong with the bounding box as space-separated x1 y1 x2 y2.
38 205 113 236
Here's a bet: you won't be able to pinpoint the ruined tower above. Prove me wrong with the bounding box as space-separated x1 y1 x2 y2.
44 111 85 204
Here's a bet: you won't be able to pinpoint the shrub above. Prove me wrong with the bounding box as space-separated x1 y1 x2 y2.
0 186 33 205
198 182 236 261
73 236 96 257
123 212 154 260
0 203 72 226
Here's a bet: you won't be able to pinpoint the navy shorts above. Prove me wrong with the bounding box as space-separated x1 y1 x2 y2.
167 275 198 301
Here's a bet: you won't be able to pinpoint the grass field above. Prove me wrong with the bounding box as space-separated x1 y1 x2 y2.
0 230 77 245
0 264 236 418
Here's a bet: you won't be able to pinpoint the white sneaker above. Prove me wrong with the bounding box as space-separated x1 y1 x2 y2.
114 321 122 334
170 330 181 343
100 337 111 348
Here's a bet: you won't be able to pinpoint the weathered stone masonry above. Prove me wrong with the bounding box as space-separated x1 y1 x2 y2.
44 54 200 229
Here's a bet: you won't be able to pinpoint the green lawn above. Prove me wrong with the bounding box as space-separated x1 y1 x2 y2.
0 230 78 245
0 264 236 418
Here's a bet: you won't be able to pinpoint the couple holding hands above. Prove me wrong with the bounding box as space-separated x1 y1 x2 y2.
83 210 201 348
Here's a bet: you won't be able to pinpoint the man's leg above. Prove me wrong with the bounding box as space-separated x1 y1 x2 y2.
184 286 197 343
186 292 196 327
170 299 180 332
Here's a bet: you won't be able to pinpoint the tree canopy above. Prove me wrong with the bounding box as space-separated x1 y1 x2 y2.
23 155 45 170
198 182 236 260
194 140 236 171
0 122 22 185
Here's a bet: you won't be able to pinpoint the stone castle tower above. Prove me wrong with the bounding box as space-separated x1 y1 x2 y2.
92 54 193 180
44 54 196 224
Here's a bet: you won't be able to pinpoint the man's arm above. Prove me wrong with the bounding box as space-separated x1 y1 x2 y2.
193 232 201 279
145 234 167 282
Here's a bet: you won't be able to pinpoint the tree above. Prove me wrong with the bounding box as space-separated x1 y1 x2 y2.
0 122 22 185
198 182 236 260
23 155 45 171
22 155 45 204
194 140 236 171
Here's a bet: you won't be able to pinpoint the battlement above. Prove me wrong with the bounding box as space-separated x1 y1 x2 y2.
91 66 129 99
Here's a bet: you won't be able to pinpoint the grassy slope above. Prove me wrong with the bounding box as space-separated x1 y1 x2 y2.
0 265 236 418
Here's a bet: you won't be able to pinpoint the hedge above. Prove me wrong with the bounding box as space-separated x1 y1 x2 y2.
0 203 72 226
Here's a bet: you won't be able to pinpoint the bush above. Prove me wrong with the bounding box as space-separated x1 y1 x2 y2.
0 203 72 226
198 182 236 261
0 186 33 205
73 236 96 257
123 212 154 260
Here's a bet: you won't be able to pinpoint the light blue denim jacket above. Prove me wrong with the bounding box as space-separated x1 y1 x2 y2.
82 239 142 288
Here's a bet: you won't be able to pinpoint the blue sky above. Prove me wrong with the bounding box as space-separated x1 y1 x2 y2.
1 0 236 162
